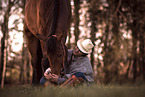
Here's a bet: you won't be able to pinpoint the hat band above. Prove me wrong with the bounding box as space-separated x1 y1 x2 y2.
80 43 88 53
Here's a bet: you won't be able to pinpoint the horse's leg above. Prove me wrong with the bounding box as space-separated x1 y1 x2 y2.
24 23 42 85
41 57 50 72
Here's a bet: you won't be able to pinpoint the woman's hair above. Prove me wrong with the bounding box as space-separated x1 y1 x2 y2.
82 53 88 56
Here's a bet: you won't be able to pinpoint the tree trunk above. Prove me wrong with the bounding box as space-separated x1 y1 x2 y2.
20 33 25 84
0 33 6 85
132 21 138 81
103 24 111 84
89 0 97 67
141 32 145 80
19 0 27 84
112 13 120 82
0 0 12 86
67 29 71 49
73 0 80 45
138 32 144 78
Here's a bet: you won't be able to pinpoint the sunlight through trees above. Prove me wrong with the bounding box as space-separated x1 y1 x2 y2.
0 0 145 87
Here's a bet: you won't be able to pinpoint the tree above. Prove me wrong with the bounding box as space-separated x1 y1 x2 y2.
73 0 81 45
0 0 26 87
0 0 15 87
122 0 145 81
18 0 28 84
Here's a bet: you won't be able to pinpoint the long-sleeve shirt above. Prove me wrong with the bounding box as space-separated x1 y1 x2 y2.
57 49 94 84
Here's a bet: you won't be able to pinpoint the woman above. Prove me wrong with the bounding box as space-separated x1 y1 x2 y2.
40 39 94 87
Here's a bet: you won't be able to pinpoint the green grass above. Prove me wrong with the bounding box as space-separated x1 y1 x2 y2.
0 84 145 97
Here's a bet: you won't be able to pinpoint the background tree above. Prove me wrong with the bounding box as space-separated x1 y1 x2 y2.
0 0 15 87
122 0 145 81
0 0 145 87
88 0 97 68
18 0 31 84
73 0 81 45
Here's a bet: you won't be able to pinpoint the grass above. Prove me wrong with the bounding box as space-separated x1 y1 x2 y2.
0 84 145 97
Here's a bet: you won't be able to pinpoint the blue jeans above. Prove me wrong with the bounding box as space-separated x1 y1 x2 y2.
73 72 87 80
40 77 48 85
40 72 86 85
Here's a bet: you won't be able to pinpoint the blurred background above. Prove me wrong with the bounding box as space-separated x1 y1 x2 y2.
0 0 145 88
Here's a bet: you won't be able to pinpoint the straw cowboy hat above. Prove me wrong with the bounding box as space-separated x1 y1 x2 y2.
77 39 94 54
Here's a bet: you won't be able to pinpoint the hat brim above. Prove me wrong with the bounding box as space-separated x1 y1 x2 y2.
77 39 92 54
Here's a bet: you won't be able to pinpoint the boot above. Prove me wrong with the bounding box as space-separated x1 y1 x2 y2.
60 75 84 87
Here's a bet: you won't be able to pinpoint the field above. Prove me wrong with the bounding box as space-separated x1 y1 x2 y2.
0 84 145 97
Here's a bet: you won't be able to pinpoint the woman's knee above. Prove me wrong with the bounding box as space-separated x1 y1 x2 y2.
73 72 86 80
40 77 48 85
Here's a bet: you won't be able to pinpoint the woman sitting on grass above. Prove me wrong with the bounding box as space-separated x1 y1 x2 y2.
40 39 94 87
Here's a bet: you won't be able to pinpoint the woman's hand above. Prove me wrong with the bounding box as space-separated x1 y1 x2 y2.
50 74 59 82
44 73 59 82
44 73 52 80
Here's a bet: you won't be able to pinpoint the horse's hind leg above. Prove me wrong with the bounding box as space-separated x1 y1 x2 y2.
24 23 42 85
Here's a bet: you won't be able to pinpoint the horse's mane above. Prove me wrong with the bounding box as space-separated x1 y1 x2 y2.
39 0 59 55
39 0 59 35
46 36 57 55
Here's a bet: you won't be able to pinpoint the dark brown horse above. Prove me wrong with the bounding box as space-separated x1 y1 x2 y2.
24 0 71 85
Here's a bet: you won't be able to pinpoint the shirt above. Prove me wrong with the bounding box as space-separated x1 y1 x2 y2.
57 49 94 84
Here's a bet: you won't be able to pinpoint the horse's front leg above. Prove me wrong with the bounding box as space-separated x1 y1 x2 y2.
41 57 50 72
24 24 43 85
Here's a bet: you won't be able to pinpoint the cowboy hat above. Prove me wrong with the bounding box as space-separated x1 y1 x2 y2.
77 39 94 54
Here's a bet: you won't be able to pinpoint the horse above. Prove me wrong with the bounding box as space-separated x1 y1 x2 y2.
24 0 71 85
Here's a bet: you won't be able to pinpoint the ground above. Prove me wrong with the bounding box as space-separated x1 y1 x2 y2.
0 84 145 97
